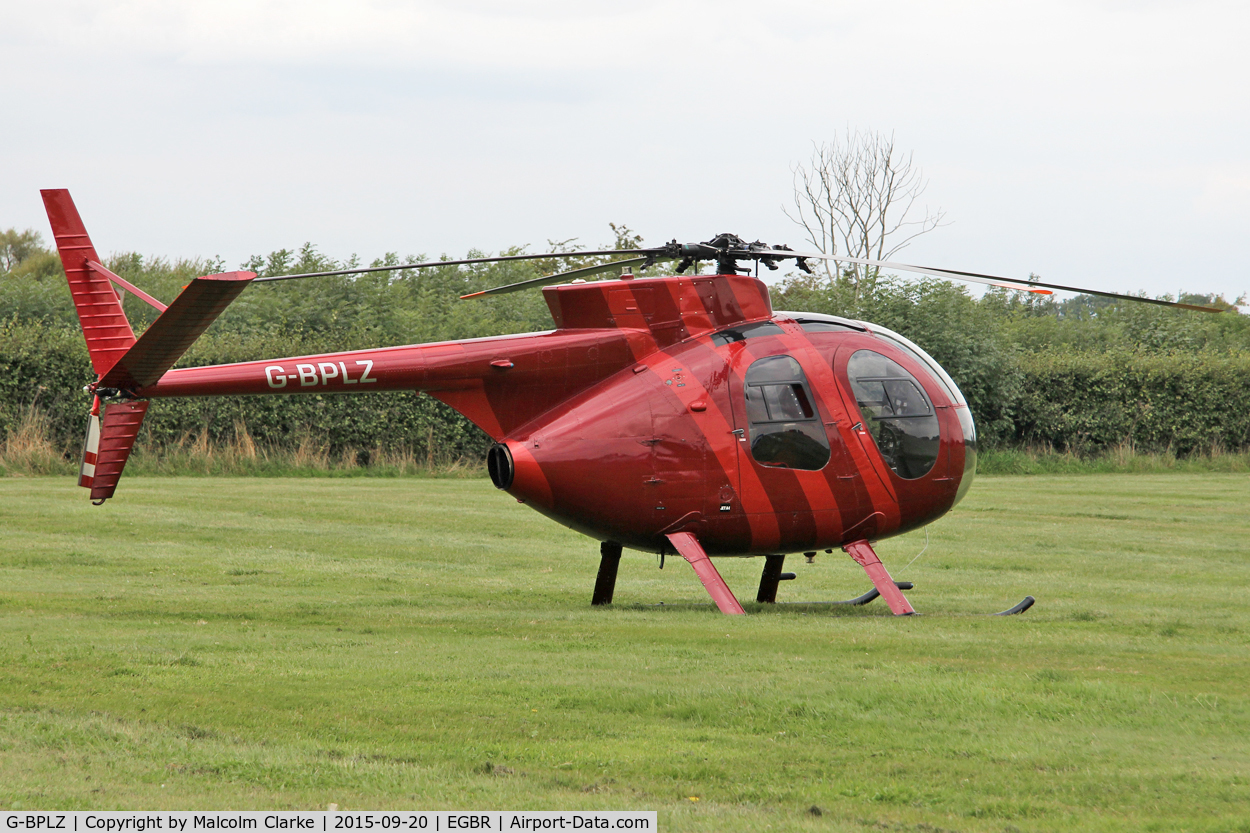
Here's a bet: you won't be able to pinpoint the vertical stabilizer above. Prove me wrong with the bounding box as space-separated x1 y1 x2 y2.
41 189 136 375
88 400 150 503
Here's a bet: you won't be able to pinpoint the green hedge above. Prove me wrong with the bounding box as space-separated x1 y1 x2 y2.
0 320 492 462
0 321 93 447
1011 350 1250 454
4 320 1249 460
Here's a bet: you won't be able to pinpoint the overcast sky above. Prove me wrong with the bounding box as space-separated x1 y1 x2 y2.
3 0 1247 304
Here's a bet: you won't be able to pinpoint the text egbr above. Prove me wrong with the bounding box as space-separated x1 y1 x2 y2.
265 360 377 389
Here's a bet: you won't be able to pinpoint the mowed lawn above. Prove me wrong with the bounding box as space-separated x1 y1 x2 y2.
0 474 1247 832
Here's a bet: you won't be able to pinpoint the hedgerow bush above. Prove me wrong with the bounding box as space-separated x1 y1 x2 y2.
4 227 1249 464
5 318 1249 462
1012 350 1250 454
0 320 492 463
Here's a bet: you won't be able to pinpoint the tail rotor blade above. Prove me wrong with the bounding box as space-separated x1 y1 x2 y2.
78 397 102 489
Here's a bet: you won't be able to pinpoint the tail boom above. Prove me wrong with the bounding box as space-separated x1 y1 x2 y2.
134 328 644 440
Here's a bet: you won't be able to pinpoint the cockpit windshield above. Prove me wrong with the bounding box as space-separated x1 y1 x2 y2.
847 350 940 479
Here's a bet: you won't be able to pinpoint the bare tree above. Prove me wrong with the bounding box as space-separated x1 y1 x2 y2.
785 130 947 295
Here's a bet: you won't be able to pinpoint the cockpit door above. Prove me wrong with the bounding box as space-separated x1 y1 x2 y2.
832 343 899 497
833 342 949 493
724 349 842 550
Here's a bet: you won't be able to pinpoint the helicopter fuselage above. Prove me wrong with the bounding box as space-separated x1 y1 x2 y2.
137 273 976 556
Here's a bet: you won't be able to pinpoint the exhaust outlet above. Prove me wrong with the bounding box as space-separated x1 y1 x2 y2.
487 443 514 489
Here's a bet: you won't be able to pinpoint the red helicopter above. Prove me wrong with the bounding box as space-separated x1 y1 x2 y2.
40 189 1222 616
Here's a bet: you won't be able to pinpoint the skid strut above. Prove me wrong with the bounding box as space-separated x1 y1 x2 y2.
756 554 797 604
842 540 915 615
591 541 623 606
666 532 745 615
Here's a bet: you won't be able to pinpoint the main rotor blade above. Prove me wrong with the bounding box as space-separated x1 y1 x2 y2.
460 256 657 299
751 249 1226 313
252 248 655 283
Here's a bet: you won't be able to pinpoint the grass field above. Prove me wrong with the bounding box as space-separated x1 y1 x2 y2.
0 474 1247 831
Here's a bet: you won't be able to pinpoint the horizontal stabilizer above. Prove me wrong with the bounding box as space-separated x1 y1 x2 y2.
99 272 255 390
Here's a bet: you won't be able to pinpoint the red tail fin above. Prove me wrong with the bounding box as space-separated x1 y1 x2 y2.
44 189 255 502
88 400 150 503
41 189 137 375
76 396 148 503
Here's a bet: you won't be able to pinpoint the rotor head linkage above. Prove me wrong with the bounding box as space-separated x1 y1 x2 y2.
662 234 813 277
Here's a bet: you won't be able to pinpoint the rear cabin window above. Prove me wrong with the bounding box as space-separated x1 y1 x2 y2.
847 350 940 479
744 356 831 470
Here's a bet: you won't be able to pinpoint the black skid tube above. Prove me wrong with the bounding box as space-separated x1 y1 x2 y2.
993 596 1036 616
831 581 914 606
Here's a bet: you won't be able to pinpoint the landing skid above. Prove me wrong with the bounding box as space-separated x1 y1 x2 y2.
785 585 1035 616
994 596 1036 616
595 534 1035 617
828 580 915 606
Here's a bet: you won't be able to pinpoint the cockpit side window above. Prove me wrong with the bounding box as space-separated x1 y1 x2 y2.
847 350 940 479
744 356 831 471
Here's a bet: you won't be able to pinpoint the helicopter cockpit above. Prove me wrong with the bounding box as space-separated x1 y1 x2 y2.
778 312 978 505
